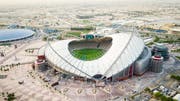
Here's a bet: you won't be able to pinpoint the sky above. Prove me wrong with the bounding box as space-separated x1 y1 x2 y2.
0 0 179 7
1 0 119 5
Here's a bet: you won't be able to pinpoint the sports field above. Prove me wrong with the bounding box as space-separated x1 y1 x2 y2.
72 48 104 61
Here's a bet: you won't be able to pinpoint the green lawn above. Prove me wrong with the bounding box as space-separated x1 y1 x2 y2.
175 56 180 60
67 31 82 37
80 30 91 34
66 30 92 37
0 43 11 46
72 48 104 61
82 20 91 24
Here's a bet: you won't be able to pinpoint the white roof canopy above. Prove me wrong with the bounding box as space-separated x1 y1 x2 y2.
45 33 144 79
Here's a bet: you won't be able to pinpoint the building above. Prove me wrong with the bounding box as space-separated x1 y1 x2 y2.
173 94 180 101
134 46 151 75
152 43 169 61
36 31 154 82
150 55 163 73
0 29 34 42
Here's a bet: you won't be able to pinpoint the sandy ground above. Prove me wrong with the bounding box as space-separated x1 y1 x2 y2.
0 39 177 101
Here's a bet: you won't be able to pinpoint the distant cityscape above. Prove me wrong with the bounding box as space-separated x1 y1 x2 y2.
0 1 180 101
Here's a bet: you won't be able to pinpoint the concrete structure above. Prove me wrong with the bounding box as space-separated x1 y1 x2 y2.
152 43 169 61
173 94 180 101
34 55 47 71
134 46 152 75
150 55 163 73
170 28 180 34
38 32 156 82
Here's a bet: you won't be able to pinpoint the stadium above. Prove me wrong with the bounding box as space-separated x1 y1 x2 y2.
0 29 34 42
36 31 152 82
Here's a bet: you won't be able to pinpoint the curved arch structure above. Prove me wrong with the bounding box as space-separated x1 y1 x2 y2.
44 32 145 80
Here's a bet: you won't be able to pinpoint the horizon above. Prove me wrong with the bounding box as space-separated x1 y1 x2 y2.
0 0 180 7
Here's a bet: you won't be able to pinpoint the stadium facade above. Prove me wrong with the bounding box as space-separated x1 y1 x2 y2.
36 32 153 82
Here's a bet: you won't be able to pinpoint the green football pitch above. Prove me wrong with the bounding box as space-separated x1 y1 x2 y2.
72 48 104 61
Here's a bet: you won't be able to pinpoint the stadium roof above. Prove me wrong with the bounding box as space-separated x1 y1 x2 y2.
44 33 144 79
0 29 34 42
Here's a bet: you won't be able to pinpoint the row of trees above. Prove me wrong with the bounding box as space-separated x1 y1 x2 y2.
0 63 20 71
144 87 177 101
154 92 177 101
1 92 16 101
71 26 95 31
153 35 180 44
170 74 180 81
0 43 11 46
0 63 20 68
171 48 180 53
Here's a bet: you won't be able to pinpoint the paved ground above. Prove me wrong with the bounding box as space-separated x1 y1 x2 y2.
0 39 179 101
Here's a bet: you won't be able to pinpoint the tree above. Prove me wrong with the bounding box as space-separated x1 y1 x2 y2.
7 93 16 101
154 36 160 42
154 92 177 101
42 36 48 41
57 35 63 40
154 92 162 99
144 87 151 92
170 74 180 81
